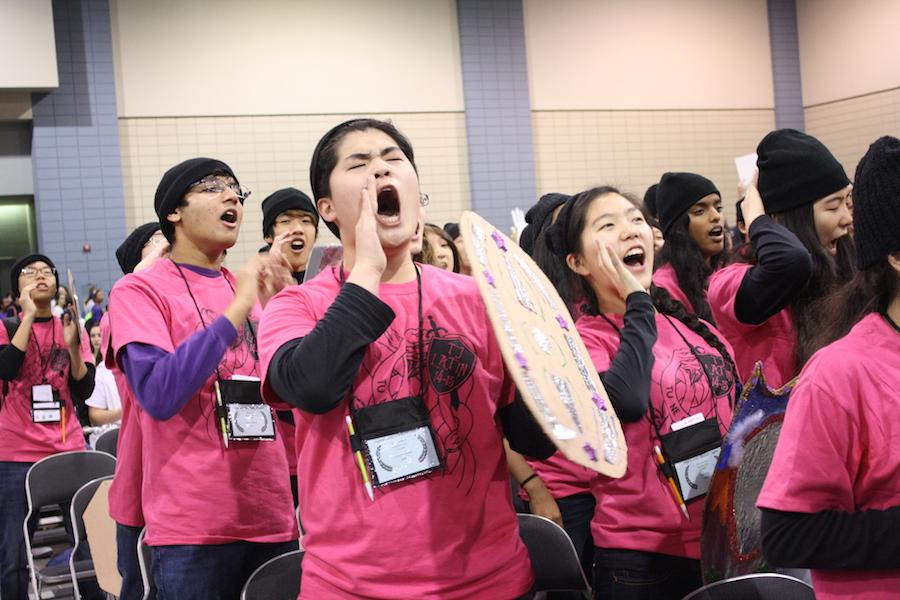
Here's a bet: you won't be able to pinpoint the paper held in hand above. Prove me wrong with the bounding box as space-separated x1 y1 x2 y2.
461 211 627 477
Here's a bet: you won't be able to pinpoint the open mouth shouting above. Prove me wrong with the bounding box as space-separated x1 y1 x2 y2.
289 238 306 253
375 185 401 226
708 226 725 244
621 245 647 271
220 208 239 228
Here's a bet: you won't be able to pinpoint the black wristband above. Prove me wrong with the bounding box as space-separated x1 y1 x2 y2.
520 473 539 489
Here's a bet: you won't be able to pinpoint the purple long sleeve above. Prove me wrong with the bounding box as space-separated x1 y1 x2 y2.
121 315 237 421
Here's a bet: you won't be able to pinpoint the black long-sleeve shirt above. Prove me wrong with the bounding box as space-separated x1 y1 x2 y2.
735 216 813 325
267 282 554 459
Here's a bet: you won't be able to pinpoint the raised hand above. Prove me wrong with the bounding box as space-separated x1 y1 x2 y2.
353 176 387 277
17 283 38 319
741 169 765 228
597 242 646 301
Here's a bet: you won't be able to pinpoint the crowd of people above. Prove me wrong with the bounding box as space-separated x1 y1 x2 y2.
0 118 897 600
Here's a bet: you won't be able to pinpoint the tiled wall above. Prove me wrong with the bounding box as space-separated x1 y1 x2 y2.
457 0 537 234
118 112 471 266
30 0 126 298
805 87 900 179
531 109 777 222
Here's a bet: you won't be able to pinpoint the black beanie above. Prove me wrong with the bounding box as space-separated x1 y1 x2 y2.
10 254 58 298
757 129 849 214
115 222 161 275
852 135 900 269
443 222 460 240
643 183 659 220
657 172 720 234
519 193 570 255
261 188 319 237
309 119 418 238
154 157 237 242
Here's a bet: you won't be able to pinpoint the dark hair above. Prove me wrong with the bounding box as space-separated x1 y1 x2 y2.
88 320 103 364
310 119 417 203
555 186 739 390
164 169 235 244
772 202 855 368
656 212 728 323
421 223 460 273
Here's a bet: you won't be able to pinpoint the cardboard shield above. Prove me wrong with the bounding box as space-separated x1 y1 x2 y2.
461 211 627 477
700 361 797 583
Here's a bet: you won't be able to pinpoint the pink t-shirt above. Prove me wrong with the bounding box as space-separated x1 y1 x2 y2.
259 264 533 600
577 312 735 558
708 263 796 389
652 264 695 314
0 315 92 462
757 313 900 599
101 309 144 528
524 452 595 500
108 260 296 546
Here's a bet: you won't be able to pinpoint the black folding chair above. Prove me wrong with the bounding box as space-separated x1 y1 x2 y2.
23 450 117 600
69 475 114 599
682 572 816 600
517 513 592 599
240 549 304 600
94 426 120 458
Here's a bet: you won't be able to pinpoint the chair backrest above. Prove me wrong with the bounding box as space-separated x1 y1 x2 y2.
69 476 114 600
137 527 153 600
681 573 816 600
95 426 120 457
517 513 591 597
24 451 117 597
240 549 304 600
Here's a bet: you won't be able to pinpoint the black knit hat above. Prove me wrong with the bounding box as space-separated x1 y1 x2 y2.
154 157 237 242
309 119 417 238
261 188 319 237
757 129 849 214
657 172 720 234
643 183 659 220
10 254 58 298
115 222 160 275
443 222 460 240
852 135 900 269
520 193 571 255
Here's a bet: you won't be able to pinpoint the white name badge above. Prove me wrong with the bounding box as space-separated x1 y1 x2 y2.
671 412 704 432
673 446 721 501
33 409 62 423
226 403 275 440
365 425 442 486
32 384 55 403
31 385 61 424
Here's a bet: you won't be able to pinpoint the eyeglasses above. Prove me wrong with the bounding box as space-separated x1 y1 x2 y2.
189 176 251 202
20 267 56 278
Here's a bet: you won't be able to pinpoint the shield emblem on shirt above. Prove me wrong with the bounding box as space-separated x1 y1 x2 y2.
427 337 476 396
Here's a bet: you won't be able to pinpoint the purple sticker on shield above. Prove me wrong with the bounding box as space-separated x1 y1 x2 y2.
483 270 496 287
592 392 607 411
514 351 529 371
491 230 507 251
583 443 598 462
555 314 569 331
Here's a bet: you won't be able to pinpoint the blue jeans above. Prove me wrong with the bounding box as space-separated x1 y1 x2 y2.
117 523 155 600
556 493 596 578
592 548 701 600
0 461 34 600
151 540 299 600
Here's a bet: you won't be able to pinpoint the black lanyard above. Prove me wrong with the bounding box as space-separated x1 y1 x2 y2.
338 263 425 408
29 318 59 384
171 260 259 382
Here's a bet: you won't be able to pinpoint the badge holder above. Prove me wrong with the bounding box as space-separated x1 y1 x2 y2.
215 379 276 442
349 395 444 487
659 418 722 502
31 384 62 423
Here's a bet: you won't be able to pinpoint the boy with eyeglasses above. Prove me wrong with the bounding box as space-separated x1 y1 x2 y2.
0 254 95 600
107 158 297 600
262 188 320 285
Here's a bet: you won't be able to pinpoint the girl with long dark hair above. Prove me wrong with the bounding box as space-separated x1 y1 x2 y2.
653 172 728 322
547 186 738 600
757 135 900 599
707 129 854 388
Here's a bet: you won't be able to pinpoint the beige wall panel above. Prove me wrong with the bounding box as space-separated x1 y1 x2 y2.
805 88 900 181
532 109 776 223
111 0 464 117
119 112 471 267
0 0 57 89
524 0 774 110
798 0 900 106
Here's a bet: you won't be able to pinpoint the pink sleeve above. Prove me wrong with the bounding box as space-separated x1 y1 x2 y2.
577 322 616 372
708 265 747 329
757 377 858 513
108 276 175 363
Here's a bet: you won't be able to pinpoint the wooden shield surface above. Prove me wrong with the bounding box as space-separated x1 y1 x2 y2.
700 362 797 583
461 211 627 477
